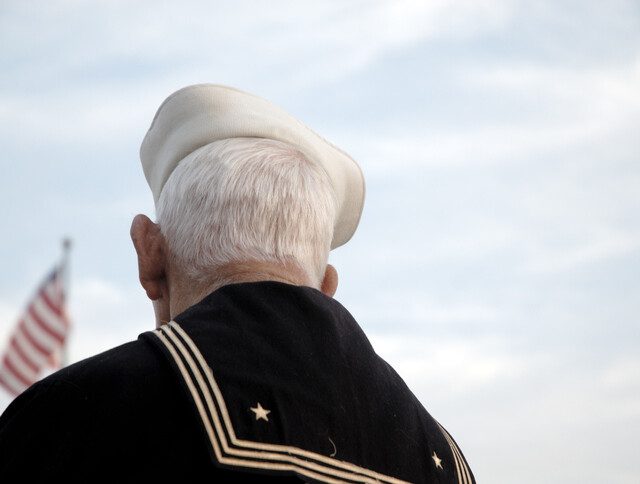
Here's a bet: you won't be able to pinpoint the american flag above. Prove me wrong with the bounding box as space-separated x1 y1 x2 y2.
0 250 71 397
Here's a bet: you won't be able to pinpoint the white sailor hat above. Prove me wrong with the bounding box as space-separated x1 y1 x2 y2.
140 84 365 250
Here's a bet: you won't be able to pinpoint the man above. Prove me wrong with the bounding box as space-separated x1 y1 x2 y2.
0 84 475 483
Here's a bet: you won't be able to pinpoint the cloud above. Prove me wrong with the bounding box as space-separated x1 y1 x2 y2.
263 0 515 87
370 333 529 390
66 277 152 363
522 227 640 274
600 355 640 398
0 87 162 145
350 289 502 331
0 0 518 145
349 121 608 170
465 58 640 116
342 55 640 173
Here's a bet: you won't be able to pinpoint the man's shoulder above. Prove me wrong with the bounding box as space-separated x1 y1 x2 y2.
0 334 163 427
0 332 213 480
45 334 161 387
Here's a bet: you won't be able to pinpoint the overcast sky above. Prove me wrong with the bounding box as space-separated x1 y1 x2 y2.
1 1 639 482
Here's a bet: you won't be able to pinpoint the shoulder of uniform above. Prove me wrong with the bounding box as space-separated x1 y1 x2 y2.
49 337 159 383
2 335 164 416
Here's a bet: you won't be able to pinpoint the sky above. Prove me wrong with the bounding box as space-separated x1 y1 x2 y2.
1 1 639 482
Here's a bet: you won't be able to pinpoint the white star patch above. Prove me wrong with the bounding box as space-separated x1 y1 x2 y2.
432 451 443 469
250 402 271 422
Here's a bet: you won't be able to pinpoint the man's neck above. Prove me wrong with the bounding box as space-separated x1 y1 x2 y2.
168 259 313 319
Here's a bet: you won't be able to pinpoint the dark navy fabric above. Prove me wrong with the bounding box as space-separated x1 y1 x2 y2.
0 281 475 483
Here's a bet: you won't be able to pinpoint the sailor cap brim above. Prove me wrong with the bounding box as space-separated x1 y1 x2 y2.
140 84 365 250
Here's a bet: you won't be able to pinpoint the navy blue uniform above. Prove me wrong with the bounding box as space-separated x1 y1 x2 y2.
0 281 475 483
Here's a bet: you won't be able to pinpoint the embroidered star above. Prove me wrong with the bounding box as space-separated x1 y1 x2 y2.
432 451 443 469
250 402 271 422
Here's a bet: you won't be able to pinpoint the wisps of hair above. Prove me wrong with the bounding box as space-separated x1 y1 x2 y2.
156 137 337 288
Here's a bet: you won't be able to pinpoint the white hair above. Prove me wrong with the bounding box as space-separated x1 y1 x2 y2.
156 137 337 288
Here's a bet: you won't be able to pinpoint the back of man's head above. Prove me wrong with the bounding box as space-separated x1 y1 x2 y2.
156 137 337 289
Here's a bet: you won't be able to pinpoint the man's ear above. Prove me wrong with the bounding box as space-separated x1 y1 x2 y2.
320 264 338 298
130 214 168 301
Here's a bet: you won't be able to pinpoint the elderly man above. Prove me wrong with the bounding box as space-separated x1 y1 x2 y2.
0 85 475 483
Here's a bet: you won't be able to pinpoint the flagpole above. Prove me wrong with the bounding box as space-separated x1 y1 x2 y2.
60 237 72 368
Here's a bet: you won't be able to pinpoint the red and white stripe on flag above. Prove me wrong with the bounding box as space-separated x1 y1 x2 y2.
0 266 71 397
